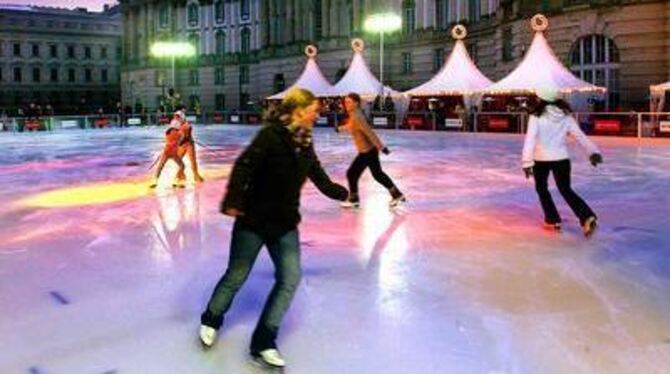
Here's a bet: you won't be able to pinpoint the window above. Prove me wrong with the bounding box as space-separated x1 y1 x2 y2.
313 0 322 39
68 45 75 58
214 67 224 85
14 67 22 82
240 92 250 110
0 67 2 82
68 68 76 82
188 33 200 55
189 95 200 110
101 47 108 59
215 94 225 110
85 46 91 59
32 44 39 57
436 0 449 29
502 27 513 61
101 69 108 83
240 0 250 20
50 44 58 58
156 70 166 86
50 68 58 82
215 31 226 55
402 52 413 74
85 68 92 82
467 43 478 64
189 69 199 85
570 34 621 109
240 65 249 84
240 28 251 54
187 3 199 27
432 48 444 72
402 1 415 34
159 4 169 28
468 0 480 22
273 73 285 93
214 0 224 24
32 67 40 82
13 43 21 56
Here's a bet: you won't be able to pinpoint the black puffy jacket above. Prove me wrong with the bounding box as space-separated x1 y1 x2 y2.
221 123 348 237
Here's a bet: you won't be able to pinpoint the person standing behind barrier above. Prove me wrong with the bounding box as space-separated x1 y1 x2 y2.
337 92 406 208
522 88 603 236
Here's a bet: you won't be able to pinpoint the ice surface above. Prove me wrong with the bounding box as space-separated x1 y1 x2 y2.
1 126 670 373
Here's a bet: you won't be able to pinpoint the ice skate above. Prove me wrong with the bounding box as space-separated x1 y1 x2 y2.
583 216 598 237
543 222 561 231
199 325 217 349
252 348 286 368
341 193 360 209
389 194 407 208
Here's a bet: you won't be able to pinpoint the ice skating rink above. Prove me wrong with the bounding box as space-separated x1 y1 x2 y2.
1 126 669 374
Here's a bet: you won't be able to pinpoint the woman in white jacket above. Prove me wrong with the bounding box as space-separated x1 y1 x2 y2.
521 89 603 236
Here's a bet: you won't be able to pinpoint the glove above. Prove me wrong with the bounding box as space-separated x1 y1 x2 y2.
590 153 603 167
523 167 533 179
381 147 390 155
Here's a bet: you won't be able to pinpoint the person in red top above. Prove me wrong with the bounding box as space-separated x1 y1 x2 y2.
150 125 186 188
174 106 205 183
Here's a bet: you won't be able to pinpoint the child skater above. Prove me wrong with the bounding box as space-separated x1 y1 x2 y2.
336 92 405 208
150 124 186 188
199 88 348 368
522 88 603 236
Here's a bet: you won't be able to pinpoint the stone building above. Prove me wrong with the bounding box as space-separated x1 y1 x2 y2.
0 4 122 115
121 0 670 113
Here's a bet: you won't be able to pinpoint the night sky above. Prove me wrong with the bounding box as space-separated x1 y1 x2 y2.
0 0 116 11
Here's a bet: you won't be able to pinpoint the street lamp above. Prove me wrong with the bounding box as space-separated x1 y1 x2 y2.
364 13 402 96
150 41 196 92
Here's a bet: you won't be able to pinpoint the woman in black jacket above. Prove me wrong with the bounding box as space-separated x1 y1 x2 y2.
199 88 348 368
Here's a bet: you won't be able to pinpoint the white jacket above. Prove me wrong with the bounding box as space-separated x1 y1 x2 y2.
521 105 599 168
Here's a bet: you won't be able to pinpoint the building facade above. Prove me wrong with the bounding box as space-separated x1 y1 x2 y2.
0 4 122 115
121 0 670 113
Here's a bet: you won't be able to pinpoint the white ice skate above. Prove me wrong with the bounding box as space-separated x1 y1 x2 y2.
199 325 217 348
583 216 598 237
389 194 407 208
255 349 286 368
340 200 360 209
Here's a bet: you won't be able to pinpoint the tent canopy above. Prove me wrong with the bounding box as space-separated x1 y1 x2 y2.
266 57 333 100
651 81 670 94
404 40 493 96
483 32 606 95
329 51 397 98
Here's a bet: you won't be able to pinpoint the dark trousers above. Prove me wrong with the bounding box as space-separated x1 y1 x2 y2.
532 159 596 225
201 222 301 352
347 149 397 198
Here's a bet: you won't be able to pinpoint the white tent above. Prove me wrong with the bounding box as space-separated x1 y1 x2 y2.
650 81 670 112
267 50 333 100
329 43 397 98
482 32 605 96
404 39 492 96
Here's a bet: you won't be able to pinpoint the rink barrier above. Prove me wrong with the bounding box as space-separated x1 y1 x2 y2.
1 111 670 139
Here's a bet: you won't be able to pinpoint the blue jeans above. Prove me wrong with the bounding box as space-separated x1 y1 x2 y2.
201 222 302 352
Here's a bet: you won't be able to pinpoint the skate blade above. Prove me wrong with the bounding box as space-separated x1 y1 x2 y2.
248 357 285 373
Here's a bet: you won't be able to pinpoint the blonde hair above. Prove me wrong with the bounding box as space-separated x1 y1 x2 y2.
265 88 318 125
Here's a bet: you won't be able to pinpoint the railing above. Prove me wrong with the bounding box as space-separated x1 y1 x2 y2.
2 111 670 139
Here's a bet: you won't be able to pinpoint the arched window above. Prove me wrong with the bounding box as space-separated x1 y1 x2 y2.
214 0 225 24
240 0 250 20
570 34 620 109
402 0 415 34
159 3 169 28
187 2 199 27
240 27 251 54
215 31 226 55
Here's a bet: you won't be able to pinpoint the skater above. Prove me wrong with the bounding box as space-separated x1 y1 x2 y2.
336 93 405 208
150 125 186 188
173 106 205 183
521 88 603 236
199 88 348 368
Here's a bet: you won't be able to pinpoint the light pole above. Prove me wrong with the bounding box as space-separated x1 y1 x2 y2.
364 13 402 97
150 41 196 99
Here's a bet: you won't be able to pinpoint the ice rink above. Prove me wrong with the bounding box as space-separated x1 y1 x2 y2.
1 125 669 374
